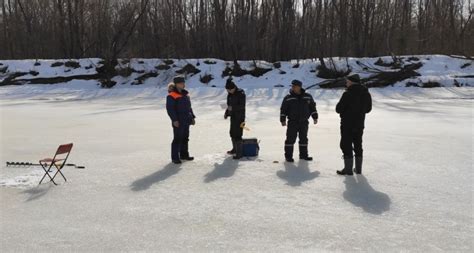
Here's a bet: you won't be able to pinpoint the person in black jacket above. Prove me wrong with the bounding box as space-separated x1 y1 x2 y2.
280 80 318 162
166 76 196 164
224 78 246 159
336 74 372 175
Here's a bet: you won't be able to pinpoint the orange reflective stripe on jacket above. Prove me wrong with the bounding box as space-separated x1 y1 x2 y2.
169 91 183 100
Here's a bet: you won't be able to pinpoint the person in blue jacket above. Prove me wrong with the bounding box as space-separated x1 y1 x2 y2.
280 80 319 162
166 76 196 164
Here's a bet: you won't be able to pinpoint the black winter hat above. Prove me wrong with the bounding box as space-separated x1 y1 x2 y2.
347 74 361 83
291 79 303 87
173 75 185 84
225 78 236 89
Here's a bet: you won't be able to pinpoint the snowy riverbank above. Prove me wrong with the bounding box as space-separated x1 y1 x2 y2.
1 55 472 89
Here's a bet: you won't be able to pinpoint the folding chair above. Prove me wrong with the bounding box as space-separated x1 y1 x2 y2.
38 143 74 185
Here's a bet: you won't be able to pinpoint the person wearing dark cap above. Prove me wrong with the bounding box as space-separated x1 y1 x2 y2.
280 79 318 162
166 75 196 164
224 78 246 159
336 74 372 175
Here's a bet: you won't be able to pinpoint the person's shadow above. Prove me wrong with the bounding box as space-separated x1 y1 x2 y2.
276 161 320 186
343 175 391 215
204 157 239 183
130 163 182 191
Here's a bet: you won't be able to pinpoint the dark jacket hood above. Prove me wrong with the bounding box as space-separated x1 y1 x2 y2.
171 87 188 95
289 88 306 96
347 83 367 93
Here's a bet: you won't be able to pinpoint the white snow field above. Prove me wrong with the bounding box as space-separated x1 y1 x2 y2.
0 83 472 252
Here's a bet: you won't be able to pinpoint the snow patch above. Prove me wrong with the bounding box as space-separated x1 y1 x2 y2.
0 55 472 88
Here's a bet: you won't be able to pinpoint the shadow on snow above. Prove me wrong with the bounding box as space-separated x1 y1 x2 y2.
130 163 182 191
343 175 391 215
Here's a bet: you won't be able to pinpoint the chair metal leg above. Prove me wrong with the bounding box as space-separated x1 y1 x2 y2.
51 163 67 183
39 162 57 185
51 165 67 182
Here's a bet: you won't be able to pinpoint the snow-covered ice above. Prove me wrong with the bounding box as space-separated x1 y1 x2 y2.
0 84 473 251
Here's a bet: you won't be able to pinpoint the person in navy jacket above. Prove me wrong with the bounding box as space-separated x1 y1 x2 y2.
280 80 318 162
166 76 196 164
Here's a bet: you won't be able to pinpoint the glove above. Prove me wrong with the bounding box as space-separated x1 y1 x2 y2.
224 111 229 119
191 119 196 125
314 119 318 125
281 121 286 127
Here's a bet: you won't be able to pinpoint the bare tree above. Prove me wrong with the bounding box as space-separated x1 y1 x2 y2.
0 0 472 60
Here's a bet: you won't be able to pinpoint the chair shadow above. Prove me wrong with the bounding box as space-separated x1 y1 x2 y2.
343 175 391 215
276 161 320 187
204 157 239 183
22 184 53 202
130 163 182 191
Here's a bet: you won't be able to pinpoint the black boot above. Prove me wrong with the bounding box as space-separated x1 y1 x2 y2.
180 142 193 161
337 157 354 176
299 144 312 161
227 139 236 155
233 140 243 160
180 151 194 161
285 144 294 163
172 160 182 164
354 156 363 174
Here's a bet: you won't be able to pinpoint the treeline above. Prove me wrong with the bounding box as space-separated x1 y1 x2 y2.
1 0 473 61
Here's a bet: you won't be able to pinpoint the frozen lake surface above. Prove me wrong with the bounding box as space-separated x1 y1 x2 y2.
0 86 472 251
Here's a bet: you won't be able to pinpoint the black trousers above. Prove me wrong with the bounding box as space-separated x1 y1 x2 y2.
171 123 190 160
230 116 244 141
340 127 364 159
285 120 309 158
